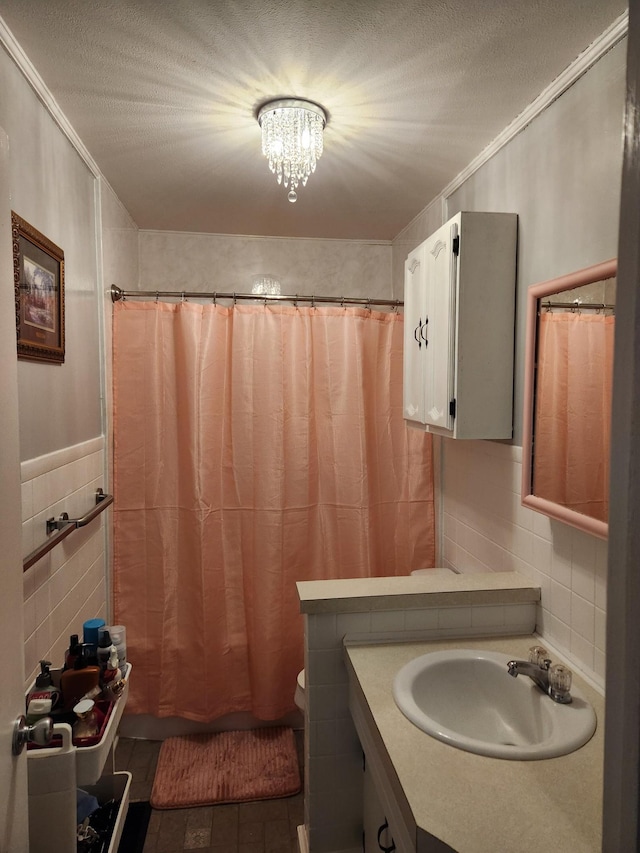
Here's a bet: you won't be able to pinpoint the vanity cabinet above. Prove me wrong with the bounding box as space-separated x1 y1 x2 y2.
403 211 517 438
363 757 398 852
346 637 604 853
350 675 440 852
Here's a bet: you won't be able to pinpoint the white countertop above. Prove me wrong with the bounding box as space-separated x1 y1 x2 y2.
345 635 604 853
297 570 540 614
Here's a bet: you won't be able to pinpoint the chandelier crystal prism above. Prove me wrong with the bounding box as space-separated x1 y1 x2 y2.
257 98 326 203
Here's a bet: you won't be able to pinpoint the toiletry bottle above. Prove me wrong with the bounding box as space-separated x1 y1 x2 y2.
78 642 98 667
107 625 127 668
27 660 61 711
83 617 105 661
64 634 81 670
60 652 101 711
72 699 102 740
102 646 120 685
97 630 113 670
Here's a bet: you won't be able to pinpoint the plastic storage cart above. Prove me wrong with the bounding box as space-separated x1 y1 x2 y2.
27 665 132 853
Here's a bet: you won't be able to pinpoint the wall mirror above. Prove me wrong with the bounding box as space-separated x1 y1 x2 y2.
522 258 616 539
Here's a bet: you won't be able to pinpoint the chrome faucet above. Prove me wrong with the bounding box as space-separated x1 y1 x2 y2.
507 646 573 704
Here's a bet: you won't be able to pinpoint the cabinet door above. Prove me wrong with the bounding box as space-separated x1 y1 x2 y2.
422 220 457 432
403 243 427 423
363 756 397 852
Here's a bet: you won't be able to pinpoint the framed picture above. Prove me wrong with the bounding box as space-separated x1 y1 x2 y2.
12 211 65 363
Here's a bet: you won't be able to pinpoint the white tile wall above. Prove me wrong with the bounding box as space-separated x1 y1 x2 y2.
21 437 109 690
304 596 536 853
440 438 607 688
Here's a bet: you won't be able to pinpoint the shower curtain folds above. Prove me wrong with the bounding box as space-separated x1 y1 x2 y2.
112 301 435 722
534 311 614 521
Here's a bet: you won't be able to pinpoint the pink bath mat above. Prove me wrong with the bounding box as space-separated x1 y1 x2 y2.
150 726 301 809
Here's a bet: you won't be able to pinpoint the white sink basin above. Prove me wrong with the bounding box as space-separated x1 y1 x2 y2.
393 649 596 760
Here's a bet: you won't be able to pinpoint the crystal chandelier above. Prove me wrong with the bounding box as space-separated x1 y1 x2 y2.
257 98 326 203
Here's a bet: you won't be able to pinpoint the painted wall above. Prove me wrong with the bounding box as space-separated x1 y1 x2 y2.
138 229 392 300
0 54 102 462
19 186 138 691
392 40 625 688
100 180 139 481
0 40 114 687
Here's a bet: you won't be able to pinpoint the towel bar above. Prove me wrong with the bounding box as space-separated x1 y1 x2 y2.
23 488 113 572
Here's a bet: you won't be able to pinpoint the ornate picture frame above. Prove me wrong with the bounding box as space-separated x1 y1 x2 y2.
12 211 65 363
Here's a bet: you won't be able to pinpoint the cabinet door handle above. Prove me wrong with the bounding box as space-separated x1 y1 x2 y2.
414 322 422 349
420 316 429 347
377 820 396 852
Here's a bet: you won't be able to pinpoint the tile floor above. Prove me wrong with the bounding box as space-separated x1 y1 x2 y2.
115 734 303 853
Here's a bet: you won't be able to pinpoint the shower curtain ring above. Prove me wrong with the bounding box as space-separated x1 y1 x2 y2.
155 291 159 303
212 292 217 305
233 293 237 305
367 298 371 311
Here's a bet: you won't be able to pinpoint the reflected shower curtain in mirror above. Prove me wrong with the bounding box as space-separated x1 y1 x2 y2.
534 312 614 521
112 301 435 721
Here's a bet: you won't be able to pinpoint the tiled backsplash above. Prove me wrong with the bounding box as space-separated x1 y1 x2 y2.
441 439 607 687
21 437 108 689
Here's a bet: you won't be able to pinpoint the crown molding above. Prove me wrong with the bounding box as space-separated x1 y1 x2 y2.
0 15 102 179
396 11 629 243
442 11 629 202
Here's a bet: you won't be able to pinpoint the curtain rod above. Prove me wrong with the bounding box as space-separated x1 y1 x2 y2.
110 284 403 309
540 300 615 311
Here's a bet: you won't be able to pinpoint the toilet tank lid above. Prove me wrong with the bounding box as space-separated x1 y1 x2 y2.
411 568 455 576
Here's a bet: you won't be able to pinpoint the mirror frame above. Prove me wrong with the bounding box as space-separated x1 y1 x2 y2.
521 258 616 540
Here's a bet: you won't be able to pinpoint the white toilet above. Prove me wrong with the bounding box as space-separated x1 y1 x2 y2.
294 668 306 711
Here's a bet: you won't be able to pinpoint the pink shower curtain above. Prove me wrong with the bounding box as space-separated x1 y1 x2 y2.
533 311 614 521
112 301 434 722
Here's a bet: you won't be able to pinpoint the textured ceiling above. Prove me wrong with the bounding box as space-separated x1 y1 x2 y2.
0 0 627 240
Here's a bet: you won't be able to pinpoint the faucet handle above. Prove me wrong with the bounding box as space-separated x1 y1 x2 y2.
528 646 550 668
549 663 573 704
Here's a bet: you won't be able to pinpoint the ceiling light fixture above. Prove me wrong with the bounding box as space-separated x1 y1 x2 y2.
257 98 326 203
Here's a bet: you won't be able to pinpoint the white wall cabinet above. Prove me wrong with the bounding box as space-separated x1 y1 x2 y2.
403 211 517 439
